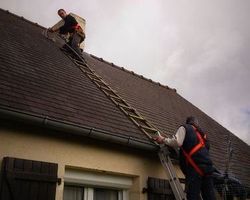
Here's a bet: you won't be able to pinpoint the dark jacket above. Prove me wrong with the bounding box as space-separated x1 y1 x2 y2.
59 15 85 41
59 15 78 34
179 124 214 175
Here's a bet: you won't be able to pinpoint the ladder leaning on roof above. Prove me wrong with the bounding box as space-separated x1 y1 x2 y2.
42 29 187 200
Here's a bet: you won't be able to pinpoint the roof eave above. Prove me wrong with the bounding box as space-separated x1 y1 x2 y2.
0 106 157 152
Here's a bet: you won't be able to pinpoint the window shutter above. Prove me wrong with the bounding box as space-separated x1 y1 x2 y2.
147 177 175 200
0 157 59 200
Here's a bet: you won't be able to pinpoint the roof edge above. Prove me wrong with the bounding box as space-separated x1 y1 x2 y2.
89 54 177 93
0 8 45 30
0 106 157 152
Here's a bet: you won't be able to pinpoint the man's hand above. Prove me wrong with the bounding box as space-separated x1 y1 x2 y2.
153 132 166 144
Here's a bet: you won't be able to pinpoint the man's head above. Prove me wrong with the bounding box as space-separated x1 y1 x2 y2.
186 116 199 126
58 9 67 19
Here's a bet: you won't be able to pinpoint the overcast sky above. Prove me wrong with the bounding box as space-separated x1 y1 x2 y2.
1 0 249 145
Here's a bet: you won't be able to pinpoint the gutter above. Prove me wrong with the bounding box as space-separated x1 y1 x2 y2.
0 106 157 151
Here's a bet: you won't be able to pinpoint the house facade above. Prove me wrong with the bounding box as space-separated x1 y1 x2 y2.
1 119 175 200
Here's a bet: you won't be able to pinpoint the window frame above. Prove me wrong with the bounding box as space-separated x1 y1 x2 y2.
63 168 132 200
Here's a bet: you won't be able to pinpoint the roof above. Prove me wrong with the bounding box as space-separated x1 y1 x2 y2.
84 53 250 185
0 9 250 187
0 9 145 140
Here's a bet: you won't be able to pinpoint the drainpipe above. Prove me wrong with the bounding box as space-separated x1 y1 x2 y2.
0 106 157 151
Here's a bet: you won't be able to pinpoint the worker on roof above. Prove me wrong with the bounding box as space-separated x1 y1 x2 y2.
49 9 85 56
155 116 216 200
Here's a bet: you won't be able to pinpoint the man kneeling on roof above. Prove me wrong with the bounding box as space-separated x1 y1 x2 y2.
154 116 216 200
49 9 85 56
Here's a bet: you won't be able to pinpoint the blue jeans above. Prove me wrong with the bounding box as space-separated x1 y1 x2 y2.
69 32 82 56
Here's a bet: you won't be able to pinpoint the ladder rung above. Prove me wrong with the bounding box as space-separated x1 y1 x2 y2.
118 103 133 110
88 73 101 80
139 125 157 132
76 63 93 73
81 68 94 75
90 77 103 83
129 114 146 121
97 81 109 87
73 59 84 65
101 88 116 96
100 85 112 91
107 93 119 99
73 59 85 64
75 62 89 68
78 65 89 70
84 70 98 77
95 82 110 89
110 97 125 106
85 70 96 75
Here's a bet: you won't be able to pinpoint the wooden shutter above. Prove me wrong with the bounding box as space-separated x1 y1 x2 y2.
147 177 175 200
0 157 59 200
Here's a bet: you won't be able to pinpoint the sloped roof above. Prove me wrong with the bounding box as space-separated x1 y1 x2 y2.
0 9 145 140
0 9 249 187
84 53 250 185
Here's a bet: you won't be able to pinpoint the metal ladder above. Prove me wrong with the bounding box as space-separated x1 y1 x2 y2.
43 30 186 200
158 145 186 200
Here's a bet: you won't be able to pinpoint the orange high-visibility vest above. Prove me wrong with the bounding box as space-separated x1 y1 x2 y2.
181 126 206 176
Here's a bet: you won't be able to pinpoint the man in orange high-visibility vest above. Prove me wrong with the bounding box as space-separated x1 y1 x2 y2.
155 116 216 200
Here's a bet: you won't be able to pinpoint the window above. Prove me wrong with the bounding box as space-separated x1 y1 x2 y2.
94 188 118 200
63 185 123 200
63 169 132 200
64 186 84 200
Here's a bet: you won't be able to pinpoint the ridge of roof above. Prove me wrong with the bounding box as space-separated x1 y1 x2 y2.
2 8 176 93
0 8 45 30
89 54 177 93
